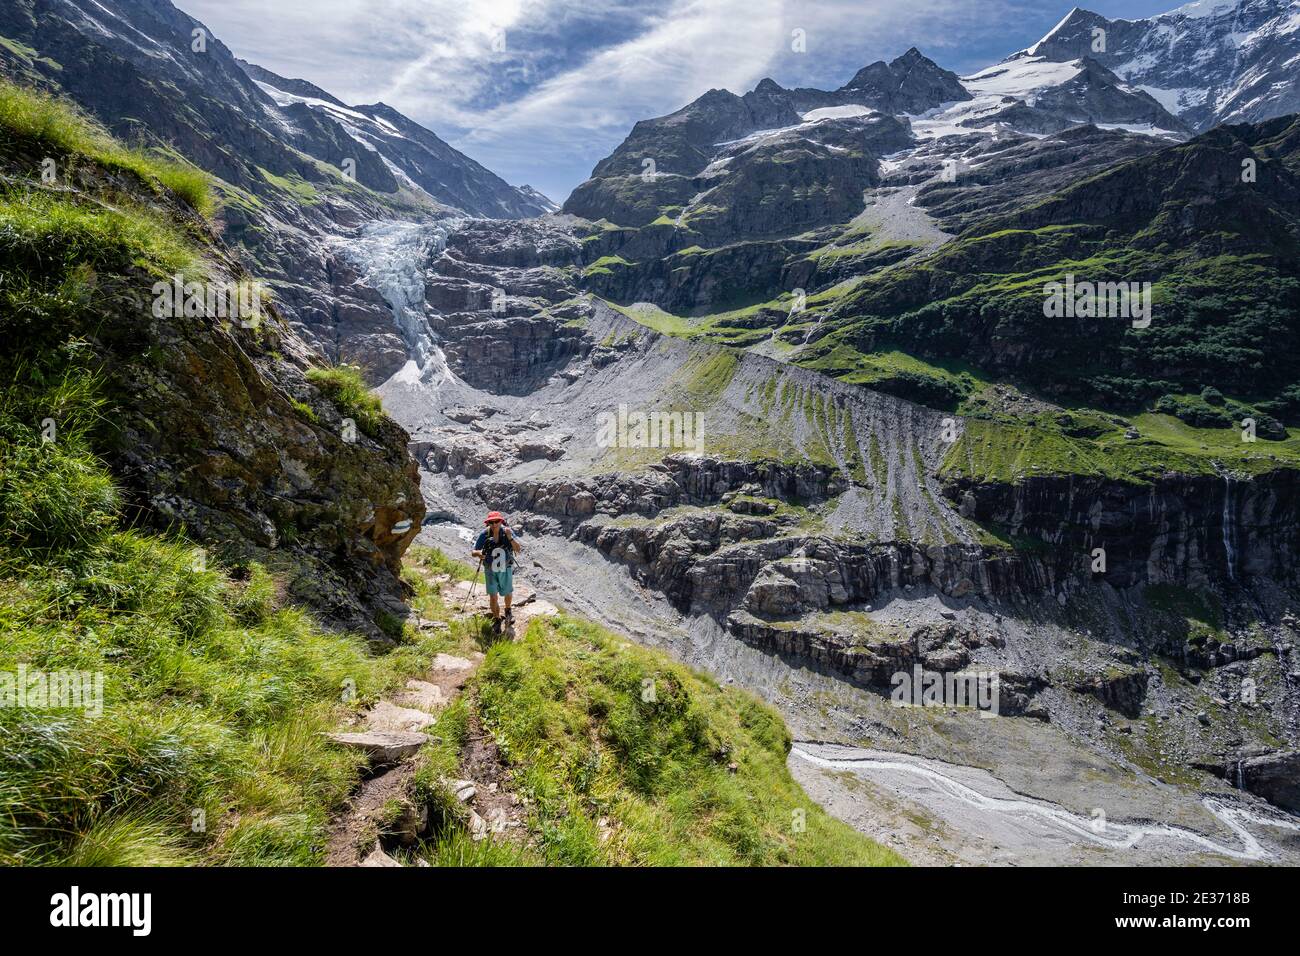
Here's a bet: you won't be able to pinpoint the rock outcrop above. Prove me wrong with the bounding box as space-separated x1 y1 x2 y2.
468 455 850 526
1236 751 1300 813
0 121 424 640
945 470 1300 589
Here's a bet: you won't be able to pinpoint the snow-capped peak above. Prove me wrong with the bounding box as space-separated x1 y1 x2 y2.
1169 0 1240 18
1014 0 1300 131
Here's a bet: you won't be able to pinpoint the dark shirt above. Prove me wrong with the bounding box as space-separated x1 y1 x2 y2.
475 526 515 568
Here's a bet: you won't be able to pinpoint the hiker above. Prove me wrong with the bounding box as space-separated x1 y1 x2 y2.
471 510 521 633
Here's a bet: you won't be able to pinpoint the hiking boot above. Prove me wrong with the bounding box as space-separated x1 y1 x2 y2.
490 617 503 635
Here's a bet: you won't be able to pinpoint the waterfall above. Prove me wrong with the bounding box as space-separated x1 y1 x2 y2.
1221 473 1237 581
335 219 459 381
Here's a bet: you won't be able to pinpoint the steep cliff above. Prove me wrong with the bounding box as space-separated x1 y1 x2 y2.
0 0 550 382
0 79 423 638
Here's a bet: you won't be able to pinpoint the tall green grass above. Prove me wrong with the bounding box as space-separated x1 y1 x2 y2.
0 79 213 216
0 423 448 863
468 615 904 866
305 364 387 437
0 188 200 279
0 361 444 866
0 350 443 866
0 122 435 865
0 434 447 866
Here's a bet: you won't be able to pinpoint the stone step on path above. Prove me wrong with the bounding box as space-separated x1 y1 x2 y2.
324 649 483 867
325 730 428 765
394 679 446 711
325 563 555 865
361 841 432 867
365 700 439 734
449 578 559 635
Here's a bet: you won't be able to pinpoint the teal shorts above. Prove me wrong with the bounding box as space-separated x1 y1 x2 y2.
484 567 514 596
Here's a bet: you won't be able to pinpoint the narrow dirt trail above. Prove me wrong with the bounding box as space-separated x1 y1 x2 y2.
325 648 483 867
323 570 559 866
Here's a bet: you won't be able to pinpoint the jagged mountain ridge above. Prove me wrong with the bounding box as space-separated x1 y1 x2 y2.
0 0 552 382
564 40 1190 228
566 0 1300 240
553 0 1300 444
558 28 1201 326
1015 0 1300 131
239 60 556 219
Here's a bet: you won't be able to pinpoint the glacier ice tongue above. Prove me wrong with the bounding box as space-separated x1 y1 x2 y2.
335 219 458 380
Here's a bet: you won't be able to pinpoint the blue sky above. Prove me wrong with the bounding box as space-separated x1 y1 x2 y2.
179 0 1182 203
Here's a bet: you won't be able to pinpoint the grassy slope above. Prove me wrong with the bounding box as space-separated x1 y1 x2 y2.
604 291 1300 483
822 126 1300 479
0 78 447 865
1 78 896 868
304 364 386 437
942 414 1300 484
0 80 212 215
603 283 1296 483
404 553 903 867
597 122 1300 485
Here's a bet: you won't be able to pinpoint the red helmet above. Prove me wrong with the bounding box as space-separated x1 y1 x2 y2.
484 511 505 525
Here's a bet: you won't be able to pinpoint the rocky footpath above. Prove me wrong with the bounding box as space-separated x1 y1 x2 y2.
326 569 559 866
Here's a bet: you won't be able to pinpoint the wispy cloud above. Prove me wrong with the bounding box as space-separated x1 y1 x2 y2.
457 0 787 171
177 0 1179 201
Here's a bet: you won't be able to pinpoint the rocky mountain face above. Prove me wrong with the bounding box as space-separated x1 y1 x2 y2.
558 35 1197 325
238 61 556 219
562 49 961 227
909 124 1171 232
1015 0 1300 131
952 55 1192 135
0 109 424 640
0 0 550 217
9 0 1300 852
0 0 550 381
821 114 1300 419
832 47 973 113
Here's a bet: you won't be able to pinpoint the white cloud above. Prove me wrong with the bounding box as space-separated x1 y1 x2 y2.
458 0 786 155
177 0 1043 199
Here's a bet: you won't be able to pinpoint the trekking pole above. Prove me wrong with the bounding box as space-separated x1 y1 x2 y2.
459 557 483 613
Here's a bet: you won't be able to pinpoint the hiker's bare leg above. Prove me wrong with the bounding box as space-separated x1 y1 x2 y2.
489 594 500 618
504 594 513 613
